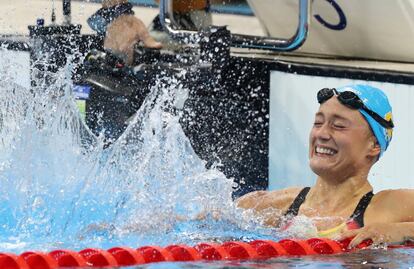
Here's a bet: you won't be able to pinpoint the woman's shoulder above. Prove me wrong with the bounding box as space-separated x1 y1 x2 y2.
374 188 414 200
368 189 414 222
236 187 304 211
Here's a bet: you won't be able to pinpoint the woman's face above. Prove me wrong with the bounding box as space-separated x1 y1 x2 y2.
309 96 378 180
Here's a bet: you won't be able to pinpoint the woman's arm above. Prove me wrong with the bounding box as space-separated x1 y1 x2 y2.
339 222 414 248
236 187 302 227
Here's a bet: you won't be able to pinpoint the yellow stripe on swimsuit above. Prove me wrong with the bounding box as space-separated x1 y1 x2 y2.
317 219 360 238
317 222 347 238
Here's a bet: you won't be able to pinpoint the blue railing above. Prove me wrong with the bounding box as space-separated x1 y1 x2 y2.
159 0 310 51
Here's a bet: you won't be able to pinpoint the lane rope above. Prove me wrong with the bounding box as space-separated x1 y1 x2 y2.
0 237 403 268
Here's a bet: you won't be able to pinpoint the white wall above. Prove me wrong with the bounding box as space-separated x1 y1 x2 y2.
269 71 414 192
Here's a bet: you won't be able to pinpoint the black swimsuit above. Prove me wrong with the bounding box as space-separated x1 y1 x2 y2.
284 187 374 228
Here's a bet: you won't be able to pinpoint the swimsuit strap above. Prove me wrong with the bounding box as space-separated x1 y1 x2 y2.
349 191 374 228
283 188 374 228
284 187 311 217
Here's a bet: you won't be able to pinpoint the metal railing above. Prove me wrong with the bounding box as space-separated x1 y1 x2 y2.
159 0 310 51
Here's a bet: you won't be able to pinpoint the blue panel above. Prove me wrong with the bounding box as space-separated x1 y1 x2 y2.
73 84 92 100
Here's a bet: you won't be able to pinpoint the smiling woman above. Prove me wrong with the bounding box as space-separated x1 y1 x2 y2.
237 84 414 247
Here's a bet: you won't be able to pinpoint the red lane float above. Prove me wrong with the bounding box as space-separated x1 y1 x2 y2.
165 245 201 261
108 247 145 266
49 250 87 267
0 253 29 269
0 237 383 269
79 248 118 267
20 252 58 269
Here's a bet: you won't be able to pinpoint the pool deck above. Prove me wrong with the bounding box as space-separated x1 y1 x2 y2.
0 0 264 36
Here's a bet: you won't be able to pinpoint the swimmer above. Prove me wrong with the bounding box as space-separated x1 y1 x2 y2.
237 84 414 248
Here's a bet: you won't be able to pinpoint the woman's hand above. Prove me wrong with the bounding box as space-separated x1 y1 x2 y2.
337 222 414 248
104 15 162 65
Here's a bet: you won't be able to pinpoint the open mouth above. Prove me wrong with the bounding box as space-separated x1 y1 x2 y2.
315 146 338 156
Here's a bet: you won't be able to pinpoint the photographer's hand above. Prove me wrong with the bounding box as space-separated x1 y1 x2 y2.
104 14 162 65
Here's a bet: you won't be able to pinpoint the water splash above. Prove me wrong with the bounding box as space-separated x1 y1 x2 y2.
0 54 279 252
0 62 100 249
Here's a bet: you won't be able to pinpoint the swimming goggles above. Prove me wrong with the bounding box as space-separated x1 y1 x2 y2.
317 88 394 129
